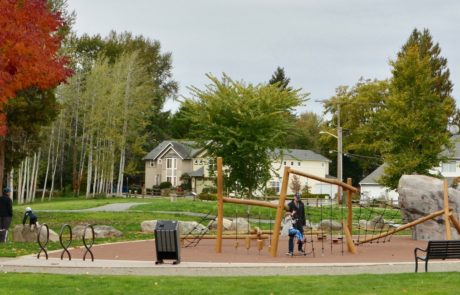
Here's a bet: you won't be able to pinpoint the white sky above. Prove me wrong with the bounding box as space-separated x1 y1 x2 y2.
67 0 460 115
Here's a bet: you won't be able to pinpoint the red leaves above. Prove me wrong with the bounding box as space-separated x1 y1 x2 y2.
0 0 72 135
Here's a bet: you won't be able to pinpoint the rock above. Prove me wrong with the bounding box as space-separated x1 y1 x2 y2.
228 217 250 233
12 224 59 242
179 221 208 235
398 175 460 240
207 218 232 230
318 220 342 231
140 220 157 233
73 225 123 239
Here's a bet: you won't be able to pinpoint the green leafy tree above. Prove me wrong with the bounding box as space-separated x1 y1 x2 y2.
284 111 323 151
379 40 454 188
269 66 291 90
183 74 306 198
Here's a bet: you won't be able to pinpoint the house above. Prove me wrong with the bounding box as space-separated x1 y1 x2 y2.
143 140 335 195
359 135 460 202
268 149 335 196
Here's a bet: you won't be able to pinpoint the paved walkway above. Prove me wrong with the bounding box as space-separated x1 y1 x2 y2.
1 255 460 276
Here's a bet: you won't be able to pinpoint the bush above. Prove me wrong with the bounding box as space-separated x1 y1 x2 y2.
198 192 217 201
159 181 172 189
202 186 217 194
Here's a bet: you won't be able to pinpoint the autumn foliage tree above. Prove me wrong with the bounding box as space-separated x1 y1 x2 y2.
0 0 71 188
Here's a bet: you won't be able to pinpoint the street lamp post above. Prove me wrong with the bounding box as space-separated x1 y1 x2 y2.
319 128 343 204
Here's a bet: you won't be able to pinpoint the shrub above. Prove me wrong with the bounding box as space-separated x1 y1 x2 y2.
159 181 172 189
198 192 217 201
202 186 217 194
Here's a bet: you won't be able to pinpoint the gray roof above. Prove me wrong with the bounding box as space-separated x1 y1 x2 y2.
441 134 460 159
143 141 201 160
274 148 331 162
359 164 387 185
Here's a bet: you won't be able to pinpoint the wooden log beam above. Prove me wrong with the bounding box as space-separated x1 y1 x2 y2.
357 209 446 245
223 197 288 210
270 167 291 257
289 168 358 193
443 180 452 240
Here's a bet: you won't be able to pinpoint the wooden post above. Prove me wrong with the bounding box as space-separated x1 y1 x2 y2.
215 157 224 253
443 180 452 240
347 178 353 233
342 221 357 254
269 167 290 257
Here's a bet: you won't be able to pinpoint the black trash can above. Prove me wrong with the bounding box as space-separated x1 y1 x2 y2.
154 220 181 264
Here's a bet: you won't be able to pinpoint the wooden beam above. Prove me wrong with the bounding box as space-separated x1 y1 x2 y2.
270 167 291 257
357 209 446 245
289 168 358 193
223 197 288 210
347 178 353 233
449 214 460 235
443 180 452 240
343 221 357 254
215 157 224 253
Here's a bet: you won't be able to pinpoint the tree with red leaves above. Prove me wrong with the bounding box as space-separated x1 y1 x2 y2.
0 0 72 188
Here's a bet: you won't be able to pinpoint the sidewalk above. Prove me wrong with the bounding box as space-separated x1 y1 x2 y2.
1 255 459 276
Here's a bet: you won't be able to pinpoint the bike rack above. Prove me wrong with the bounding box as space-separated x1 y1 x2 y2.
59 224 72 261
37 224 49 260
82 224 95 262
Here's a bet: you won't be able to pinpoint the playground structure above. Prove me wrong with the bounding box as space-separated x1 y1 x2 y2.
213 157 460 258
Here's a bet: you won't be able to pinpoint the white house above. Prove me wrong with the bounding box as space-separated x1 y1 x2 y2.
143 141 335 195
359 135 460 202
268 149 336 196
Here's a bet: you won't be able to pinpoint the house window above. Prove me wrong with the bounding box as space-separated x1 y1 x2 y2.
298 162 301 166
149 160 156 168
283 161 286 166
194 160 198 165
442 161 456 173
291 162 294 166
270 181 280 193
166 158 177 185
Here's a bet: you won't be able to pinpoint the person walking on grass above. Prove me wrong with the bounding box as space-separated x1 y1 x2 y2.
0 187 13 243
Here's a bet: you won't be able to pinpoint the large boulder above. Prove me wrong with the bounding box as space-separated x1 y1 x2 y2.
207 218 232 231
140 220 208 235
140 220 157 233
228 217 250 233
398 175 460 240
73 225 123 239
12 224 59 242
318 220 342 231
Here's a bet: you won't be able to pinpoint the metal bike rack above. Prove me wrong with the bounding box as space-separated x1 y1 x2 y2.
59 224 72 261
82 224 95 262
37 224 49 260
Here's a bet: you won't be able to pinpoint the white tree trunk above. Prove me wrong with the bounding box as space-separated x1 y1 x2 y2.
17 161 23 204
31 150 41 202
86 134 93 198
42 127 54 201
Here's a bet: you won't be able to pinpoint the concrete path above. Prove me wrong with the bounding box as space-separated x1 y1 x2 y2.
37 203 148 213
1 255 459 276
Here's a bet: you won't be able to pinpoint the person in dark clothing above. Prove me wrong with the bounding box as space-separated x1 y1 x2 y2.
22 207 38 230
287 192 306 256
0 187 13 243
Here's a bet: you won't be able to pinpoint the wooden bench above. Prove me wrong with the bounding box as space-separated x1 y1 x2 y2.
414 240 460 272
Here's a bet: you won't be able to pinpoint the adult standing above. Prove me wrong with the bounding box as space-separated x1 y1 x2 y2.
0 187 13 243
287 192 306 255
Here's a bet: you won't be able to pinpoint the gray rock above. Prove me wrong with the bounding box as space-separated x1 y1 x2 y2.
179 221 208 235
140 220 157 233
228 217 251 233
73 225 123 239
207 218 232 230
398 175 460 240
12 224 59 242
318 220 342 231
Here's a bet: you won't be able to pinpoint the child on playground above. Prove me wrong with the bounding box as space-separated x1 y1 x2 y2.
22 207 38 230
287 192 306 256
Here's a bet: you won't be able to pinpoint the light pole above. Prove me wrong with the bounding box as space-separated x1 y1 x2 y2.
320 128 343 204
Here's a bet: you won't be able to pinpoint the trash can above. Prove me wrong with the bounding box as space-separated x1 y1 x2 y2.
154 220 181 264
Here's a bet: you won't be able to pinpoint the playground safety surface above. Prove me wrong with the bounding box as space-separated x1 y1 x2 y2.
2 236 460 276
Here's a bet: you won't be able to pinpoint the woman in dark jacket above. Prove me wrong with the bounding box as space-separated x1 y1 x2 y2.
0 187 13 243
287 193 306 255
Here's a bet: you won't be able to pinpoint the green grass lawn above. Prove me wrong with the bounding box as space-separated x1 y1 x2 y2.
1 272 459 295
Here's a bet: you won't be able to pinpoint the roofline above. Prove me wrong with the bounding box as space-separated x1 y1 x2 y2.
156 145 185 160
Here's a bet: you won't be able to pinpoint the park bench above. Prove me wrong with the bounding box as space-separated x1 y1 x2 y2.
414 240 460 272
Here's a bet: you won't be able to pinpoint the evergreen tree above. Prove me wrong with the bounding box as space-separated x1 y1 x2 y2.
269 66 291 90
379 37 454 188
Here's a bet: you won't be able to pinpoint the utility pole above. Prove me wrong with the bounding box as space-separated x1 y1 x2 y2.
337 104 343 205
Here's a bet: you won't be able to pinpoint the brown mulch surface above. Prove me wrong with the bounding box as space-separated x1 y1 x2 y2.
49 235 427 264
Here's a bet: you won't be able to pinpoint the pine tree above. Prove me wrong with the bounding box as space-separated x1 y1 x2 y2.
269 67 291 90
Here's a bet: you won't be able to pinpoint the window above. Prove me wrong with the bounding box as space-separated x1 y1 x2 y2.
166 158 177 185
442 161 457 173
149 160 156 168
194 160 198 164
283 161 286 166
298 162 301 166
270 181 280 194
291 162 294 166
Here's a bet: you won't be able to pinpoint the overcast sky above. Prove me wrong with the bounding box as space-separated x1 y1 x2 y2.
67 0 460 115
